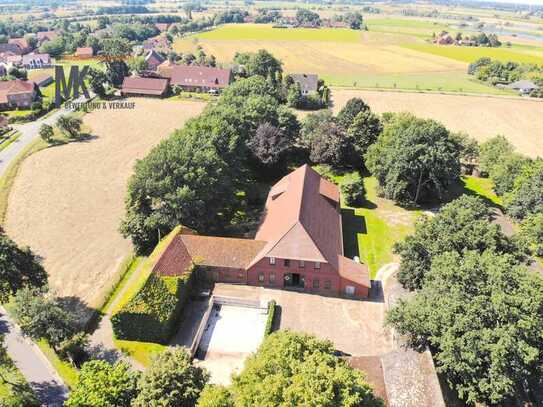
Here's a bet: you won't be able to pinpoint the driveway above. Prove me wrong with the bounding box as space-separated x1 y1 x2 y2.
0 307 68 406
213 284 393 356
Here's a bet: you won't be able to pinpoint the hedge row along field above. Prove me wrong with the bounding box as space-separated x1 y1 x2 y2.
111 227 195 344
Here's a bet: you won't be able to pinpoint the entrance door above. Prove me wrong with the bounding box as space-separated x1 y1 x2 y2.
284 273 304 289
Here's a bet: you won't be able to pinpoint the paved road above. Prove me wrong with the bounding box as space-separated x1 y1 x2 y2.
0 96 88 178
0 307 68 406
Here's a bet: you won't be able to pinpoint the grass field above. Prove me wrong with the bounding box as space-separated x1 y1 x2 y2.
4 99 205 321
404 43 543 64
176 23 539 94
332 89 543 158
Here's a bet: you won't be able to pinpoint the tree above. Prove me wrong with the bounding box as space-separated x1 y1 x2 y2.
133 347 208 407
478 135 514 176
346 109 382 166
39 37 65 57
286 83 303 108
298 110 335 151
87 68 108 97
504 160 543 220
336 98 370 129
309 120 347 167
365 113 461 205
488 152 530 196
120 130 239 253
58 332 89 367
12 287 76 349
128 55 148 74
197 385 234 407
56 114 82 139
231 331 382 406
233 50 282 83
100 37 131 87
387 250 543 405
518 212 543 257
295 9 321 26
450 132 479 170
341 172 366 207
0 231 47 302
394 195 521 290
247 122 291 168
66 360 139 407
39 123 54 143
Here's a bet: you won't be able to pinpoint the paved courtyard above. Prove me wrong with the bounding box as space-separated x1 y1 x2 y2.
213 284 393 356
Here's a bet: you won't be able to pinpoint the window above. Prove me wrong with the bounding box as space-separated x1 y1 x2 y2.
269 257 276 265
313 278 319 289
299 260 305 268
324 280 331 290
284 259 290 267
314 261 321 269
258 273 265 282
270 272 276 284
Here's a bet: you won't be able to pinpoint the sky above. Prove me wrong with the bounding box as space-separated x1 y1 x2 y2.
478 0 543 4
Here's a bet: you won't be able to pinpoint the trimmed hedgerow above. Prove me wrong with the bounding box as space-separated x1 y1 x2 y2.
264 300 276 337
111 266 195 344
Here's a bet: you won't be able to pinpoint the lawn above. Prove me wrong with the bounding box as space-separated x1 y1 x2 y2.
113 339 166 367
403 43 543 64
462 176 503 207
335 174 419 277
36 340 79 389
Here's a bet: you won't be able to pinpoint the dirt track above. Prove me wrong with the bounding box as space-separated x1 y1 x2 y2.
5 98 205 311
332 89 543 158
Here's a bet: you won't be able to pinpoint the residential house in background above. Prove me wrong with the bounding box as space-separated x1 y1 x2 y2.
75 47 94 58
8 38 31 54
507 80 539 95
158 63 233 92
36 31 58 45
121 76 170 97
0 79 38 109
22 53 51 69
145 50 165 71
31 72 54 87
153 165 371 298
142 35 172 53
291 73 319 95
0 43 25 56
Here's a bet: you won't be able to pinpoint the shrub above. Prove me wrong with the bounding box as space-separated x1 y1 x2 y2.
264 300 276 337
341 173 366 207
111 268 195 343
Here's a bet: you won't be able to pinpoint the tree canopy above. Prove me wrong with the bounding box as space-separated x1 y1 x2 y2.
395 195 521 290
65 360 139 407
365 113 461 205
387 250 543 405
133 347 208 407
0 231 47 302
504 160 543 220
229 330 383 407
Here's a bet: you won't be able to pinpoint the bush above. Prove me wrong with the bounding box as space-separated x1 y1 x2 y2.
341 173 366 206
264 300 276 337
111 268 195 343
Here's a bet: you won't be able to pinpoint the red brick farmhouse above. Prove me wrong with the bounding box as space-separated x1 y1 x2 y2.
155 165 371 298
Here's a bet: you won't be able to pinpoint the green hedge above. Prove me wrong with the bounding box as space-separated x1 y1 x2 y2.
264 300 276 337
111 266 194 344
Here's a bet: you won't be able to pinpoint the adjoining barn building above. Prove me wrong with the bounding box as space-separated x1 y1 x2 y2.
121 76 170 98
157 63 233 93
154 165 371 298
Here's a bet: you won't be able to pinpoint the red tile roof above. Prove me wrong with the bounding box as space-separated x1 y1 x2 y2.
37 31 58 42
121 76 169 96
338 255 370 288
250 164 343 268
0 79 35 103
75 47 94 57
8 37 29 50
160 65 232 89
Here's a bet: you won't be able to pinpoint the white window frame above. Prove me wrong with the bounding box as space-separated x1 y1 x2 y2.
314 261 321 269
269 257 276 265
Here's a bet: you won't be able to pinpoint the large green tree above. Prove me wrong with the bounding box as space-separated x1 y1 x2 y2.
11 287 76 350
395 195 521 290
478 135 514 176
197 385 234 407
230 331 383 407
488 152 530 196
504 159 543 220
100 37 131 87
387 250 543 405
0 231 47 302
65 360 139 407
133 347 208 407
233 50 282 83
365 113 461 205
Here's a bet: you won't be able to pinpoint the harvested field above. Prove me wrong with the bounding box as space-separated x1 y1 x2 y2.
5 99 205 315
331 89 543 158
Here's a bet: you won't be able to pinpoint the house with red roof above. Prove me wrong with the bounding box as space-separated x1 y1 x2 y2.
153 165 371 298
144 50 165 71
8 38 31 54
157 63 232 92
75 47 94 58
37 31 58 45
0 79 38 109
121 76 170 97
22 53 51 69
